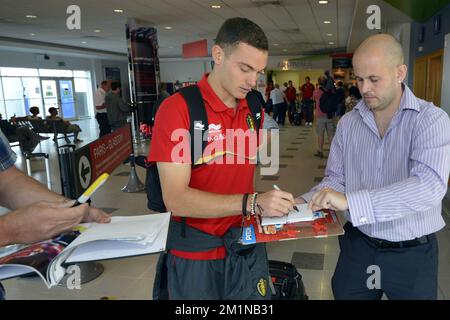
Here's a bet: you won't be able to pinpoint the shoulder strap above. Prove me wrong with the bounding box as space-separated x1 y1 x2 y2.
246 90 263 133
178 85 209 168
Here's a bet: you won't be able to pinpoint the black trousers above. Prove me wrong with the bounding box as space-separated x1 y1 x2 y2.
332 222 438 300
96 113 111 137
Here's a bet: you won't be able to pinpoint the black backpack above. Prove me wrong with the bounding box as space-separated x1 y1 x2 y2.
319 88 338 119
269 260 308 300
146 86 263 213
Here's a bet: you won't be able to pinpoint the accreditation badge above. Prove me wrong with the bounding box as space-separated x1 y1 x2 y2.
246 114 255 132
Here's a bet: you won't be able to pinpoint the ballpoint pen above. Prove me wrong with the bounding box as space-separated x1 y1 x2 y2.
72 173 110 207
273 184 299 212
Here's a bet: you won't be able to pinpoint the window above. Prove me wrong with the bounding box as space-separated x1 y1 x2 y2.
0 78 5 118
0 67 38 77
22 77 43 115
39 69 73 77
2 77 25 117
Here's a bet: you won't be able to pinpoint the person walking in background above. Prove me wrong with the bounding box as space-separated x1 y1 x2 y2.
300 76 315 127
94 80 111 137
270 83 287 126
105 83 132 132
285 80 297 125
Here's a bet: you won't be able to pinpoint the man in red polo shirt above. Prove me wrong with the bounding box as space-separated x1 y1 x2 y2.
149 17 295 300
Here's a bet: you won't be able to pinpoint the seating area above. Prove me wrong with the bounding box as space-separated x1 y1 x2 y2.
14 118 75 141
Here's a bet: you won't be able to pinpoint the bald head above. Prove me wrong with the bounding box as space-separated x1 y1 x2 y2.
354 34 404 68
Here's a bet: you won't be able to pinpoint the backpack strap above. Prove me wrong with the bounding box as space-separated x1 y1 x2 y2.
178 85 209 167
246 90 263 133
177 85 209 238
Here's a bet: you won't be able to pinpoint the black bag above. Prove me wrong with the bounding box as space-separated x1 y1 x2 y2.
319 88 338 119
293 112 302 126
146 85 263 213
269 260 308 300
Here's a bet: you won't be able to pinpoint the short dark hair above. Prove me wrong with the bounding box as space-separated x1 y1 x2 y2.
215 17 268 53
101 80 109 86
111 82 121 91
48 107 57 114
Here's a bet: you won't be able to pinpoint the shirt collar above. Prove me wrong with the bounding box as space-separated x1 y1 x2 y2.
355 83 421 117
197 74 248 113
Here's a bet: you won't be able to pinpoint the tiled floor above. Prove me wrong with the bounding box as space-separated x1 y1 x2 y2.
1 118 450 300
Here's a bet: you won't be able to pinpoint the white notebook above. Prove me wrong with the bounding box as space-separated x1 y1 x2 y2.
261 204 324 226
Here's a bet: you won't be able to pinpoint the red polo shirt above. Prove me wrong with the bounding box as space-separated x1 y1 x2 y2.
149 74 263 260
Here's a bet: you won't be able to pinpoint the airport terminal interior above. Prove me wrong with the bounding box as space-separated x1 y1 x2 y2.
1 0 450 300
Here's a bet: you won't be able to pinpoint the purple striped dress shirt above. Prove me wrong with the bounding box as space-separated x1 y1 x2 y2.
302 84 450 241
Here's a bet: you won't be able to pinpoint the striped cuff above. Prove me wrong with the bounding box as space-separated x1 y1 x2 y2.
299 191 315 203
346 190 376 227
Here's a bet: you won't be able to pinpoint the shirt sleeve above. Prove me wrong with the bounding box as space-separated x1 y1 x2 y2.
0 130 17 171
346 109 450 227
148 94 191 164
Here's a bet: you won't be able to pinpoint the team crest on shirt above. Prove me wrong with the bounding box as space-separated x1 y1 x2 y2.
257 278 267 297
246 114 255 132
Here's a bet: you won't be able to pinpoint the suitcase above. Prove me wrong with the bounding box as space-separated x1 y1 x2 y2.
293 112 302 126
269 260 308 300
26 152 51 190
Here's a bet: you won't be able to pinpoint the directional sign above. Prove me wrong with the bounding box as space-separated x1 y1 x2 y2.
78 155 91 189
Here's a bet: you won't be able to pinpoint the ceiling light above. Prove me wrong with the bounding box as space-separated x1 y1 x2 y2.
113 9 123 13
273 43 279 46
329 42 335 45
211 5 221 9
30 33 35 36
319 1 329 4
324 20 331 24
282 49 287 52
327 33 333 36
94 29 101 33
82 41 87 44
26 15 37 19
164 26 173 30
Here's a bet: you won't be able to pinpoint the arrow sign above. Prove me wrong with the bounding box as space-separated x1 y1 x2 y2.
78 155 92 189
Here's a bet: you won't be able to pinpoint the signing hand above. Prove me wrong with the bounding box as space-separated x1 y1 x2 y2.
309 188 348 212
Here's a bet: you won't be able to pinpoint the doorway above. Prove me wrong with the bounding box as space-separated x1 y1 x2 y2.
40 78 76 119
413 49 444 107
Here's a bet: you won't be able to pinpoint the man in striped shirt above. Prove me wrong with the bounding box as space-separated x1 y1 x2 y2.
298 34 450 299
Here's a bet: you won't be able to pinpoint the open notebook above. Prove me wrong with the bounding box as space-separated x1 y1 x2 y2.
261 203 325 226
0 212 171 288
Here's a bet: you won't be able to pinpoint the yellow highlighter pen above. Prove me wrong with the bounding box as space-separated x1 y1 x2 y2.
72 173 110 207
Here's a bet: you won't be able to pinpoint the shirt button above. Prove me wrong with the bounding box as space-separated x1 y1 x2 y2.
360 217 367 224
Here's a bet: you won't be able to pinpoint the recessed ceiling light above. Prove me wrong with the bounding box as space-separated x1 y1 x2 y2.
273 43 280 46
329 42 335 45
327 33 333 36
26 15 37 19
168 46 174 49
113 9 123 13
324 20 331 24
282 49 287 52
81 41 87 44
211 5 221 9
319 1 329 4
94 29 101 33
164 26 173 30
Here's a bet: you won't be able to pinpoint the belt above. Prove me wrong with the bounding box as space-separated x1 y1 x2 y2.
358 229 431 249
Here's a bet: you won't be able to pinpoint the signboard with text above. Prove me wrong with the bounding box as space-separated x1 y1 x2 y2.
72 124 132 197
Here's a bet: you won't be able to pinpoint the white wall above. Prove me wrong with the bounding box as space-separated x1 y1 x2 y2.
442 33 450 115
159 58 211 83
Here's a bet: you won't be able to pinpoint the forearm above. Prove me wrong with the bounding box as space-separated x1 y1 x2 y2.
0 167 66 210
0 215 13 246
164 187 246 218
347 171 446 226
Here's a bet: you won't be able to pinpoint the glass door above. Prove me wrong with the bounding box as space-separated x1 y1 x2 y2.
41 79 59 118
40 78 77 119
